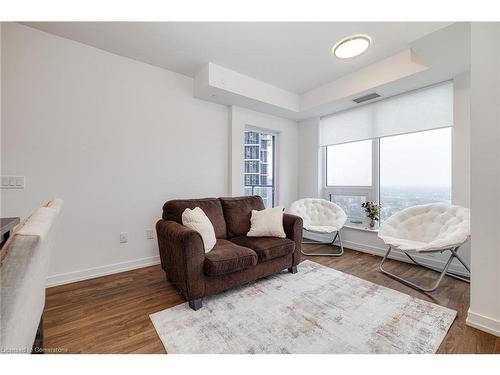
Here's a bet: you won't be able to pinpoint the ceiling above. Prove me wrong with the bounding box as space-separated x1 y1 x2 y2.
23 22 451 94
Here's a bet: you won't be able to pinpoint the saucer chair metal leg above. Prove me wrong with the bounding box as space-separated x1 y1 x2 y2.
301 229 344 257
379 246 469 292
337 230 344 255
402 247 470 283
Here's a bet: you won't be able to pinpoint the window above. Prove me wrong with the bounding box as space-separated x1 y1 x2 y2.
244 131 275 208
329 194 367 221
326 140 373 186
325 128 452 224
326 139 376 222
321 82 453 225
379 127 452 220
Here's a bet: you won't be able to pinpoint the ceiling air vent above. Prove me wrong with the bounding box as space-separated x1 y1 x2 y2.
353 92 380 104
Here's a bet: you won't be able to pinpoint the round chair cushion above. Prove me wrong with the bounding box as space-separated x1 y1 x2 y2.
378 203 470 252
289 198 347 233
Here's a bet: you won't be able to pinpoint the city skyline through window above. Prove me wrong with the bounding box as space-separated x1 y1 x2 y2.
380 127 452 220
325 127 452 224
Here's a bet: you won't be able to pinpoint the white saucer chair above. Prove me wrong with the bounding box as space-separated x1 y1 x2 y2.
378 203 470 292
289 198 347 256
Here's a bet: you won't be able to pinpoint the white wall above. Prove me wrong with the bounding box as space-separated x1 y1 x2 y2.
297 117 321 199
453 72 471 208
1 23 230 285
451 72 472 267
467 22 500 337
297 77 471 276
229 106 299 208
0 23 2 172
1 23 301 286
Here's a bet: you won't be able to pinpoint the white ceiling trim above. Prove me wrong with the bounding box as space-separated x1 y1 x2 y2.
194 49 429 119
194 23 470 120
195 63 300 114
300 49 428 112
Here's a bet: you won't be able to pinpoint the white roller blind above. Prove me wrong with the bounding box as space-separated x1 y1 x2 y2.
320 82 453 146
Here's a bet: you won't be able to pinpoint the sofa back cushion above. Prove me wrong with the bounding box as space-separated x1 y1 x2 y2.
219 196 265 238
163 198 227 239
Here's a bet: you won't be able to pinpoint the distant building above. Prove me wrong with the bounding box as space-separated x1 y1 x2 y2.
244 131 274 207
330 185 451 224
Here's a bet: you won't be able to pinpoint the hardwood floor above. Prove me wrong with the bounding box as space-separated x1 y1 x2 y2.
43 244 500 354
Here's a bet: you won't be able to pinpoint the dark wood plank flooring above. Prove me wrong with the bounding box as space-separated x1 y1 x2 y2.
43 244 500 353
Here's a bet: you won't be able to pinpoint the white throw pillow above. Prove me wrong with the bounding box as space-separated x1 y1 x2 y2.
182 207 217 252
247 206 286 238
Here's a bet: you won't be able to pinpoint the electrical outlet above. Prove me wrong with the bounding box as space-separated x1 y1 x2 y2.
145 229 154 239
120 232 128 243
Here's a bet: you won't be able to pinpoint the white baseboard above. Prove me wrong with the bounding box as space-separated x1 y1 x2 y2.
466 310 500 337
304 232 470 276
46 255 161 287
46 234 468 288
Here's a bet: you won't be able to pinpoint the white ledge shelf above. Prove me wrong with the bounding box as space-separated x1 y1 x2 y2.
344 222 379 233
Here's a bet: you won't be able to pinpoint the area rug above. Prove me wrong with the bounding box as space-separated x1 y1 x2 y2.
150 260 456 353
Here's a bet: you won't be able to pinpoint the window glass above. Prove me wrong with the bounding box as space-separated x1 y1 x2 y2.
330 194 367 221
326 140 372 186
244 131 275 208
379 127 452 220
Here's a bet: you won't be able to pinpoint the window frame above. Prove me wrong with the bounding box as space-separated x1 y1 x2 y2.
244 127 278 208
324 138 379 205
323 127 452 223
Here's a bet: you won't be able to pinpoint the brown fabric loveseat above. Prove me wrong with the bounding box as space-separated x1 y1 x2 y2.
156 196 303 310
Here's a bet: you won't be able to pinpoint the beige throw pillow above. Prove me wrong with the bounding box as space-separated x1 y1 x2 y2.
182 207 216 252
247 206 286 238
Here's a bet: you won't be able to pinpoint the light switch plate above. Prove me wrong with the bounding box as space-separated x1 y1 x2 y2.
145 229 154 239
1 176 25 189
120 232 128 243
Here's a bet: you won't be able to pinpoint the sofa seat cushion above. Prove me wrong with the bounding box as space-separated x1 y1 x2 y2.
204 239 258 276
230 236 295 262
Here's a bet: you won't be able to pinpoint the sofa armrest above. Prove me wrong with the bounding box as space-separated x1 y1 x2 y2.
156 219 205 301
283 213 303 266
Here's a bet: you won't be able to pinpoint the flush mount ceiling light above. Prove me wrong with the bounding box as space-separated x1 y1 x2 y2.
333 35 371 59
